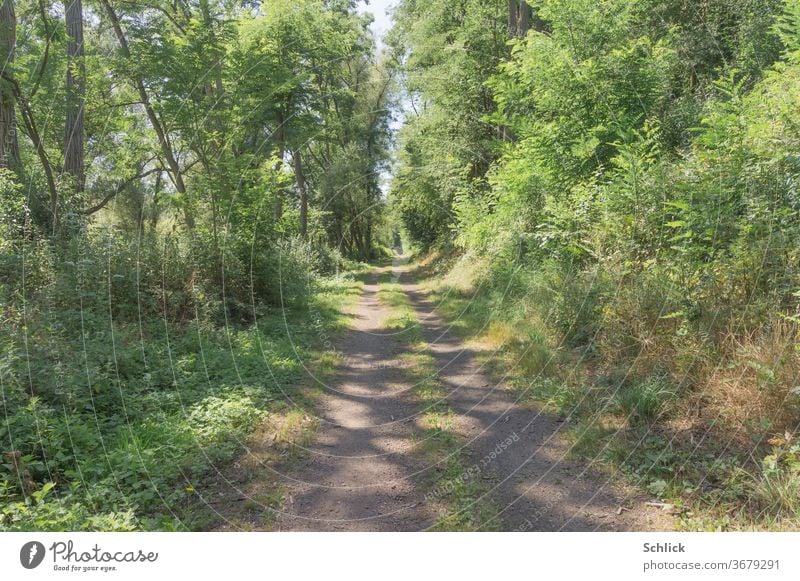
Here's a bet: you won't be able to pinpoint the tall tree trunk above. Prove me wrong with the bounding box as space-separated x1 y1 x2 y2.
150 170 162 233
365 217 372 259
507 0 518 36
273 112 286 221
517 2 530 36
99 0 193 229
508 1 532 37
294 149 307 238
64 0 85 193
4 72 58 231
0 0 19 172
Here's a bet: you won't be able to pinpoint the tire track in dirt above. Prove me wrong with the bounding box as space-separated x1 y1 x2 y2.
271 267 437 530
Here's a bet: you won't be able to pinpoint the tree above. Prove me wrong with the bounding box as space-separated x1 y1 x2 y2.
508 0 530 37
294 149 308 237
63 0 85 193
388 0 510 247
0 0 18 171
99 0 192 228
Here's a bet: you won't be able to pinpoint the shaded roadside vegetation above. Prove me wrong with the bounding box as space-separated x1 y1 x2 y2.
390 0 800 529
0 0 393 531
0 235 366 530
419 245 800 530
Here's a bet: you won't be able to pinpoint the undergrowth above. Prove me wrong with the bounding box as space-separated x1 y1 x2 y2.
0 249 364 531
422 252 800 531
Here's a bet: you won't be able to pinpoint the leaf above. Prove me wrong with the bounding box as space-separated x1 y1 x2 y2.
32 482 56 504
663 200 690 211
647 479 668 496
659 310 686 320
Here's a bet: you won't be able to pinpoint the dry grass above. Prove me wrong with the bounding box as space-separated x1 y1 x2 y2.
699 319 800 440
417 249 441 269
419 250 800 529
435 252 488 293
482 320 515 348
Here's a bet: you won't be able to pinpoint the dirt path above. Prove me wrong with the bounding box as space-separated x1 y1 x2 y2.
270 268 436 531
214 264 673 531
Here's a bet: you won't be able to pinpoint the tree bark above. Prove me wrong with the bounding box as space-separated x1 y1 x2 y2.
517 2 530 36
64 0 85 193
294 149 307 237
507 0 518 36
508 1 532 37
0 0 19 171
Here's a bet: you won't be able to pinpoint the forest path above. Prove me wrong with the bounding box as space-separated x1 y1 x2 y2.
213 262 673 531
269 265 437 530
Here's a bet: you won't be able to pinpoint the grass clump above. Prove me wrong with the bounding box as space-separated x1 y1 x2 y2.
377 270 423 344
614 377 676 426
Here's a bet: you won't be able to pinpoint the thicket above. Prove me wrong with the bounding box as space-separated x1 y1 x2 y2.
392 0 800 527
1 0 390 530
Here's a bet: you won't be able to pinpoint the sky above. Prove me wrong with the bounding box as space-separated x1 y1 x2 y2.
356 0 397 46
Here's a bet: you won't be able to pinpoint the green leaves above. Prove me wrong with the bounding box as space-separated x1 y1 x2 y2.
775 0 800 60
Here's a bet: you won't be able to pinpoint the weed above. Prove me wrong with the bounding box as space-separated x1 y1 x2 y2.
615 377 676 425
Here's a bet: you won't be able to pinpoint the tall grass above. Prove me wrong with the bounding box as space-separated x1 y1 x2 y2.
422 249 800 530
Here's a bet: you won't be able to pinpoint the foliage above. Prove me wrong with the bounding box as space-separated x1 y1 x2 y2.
0 0 386 530
0 231 362 530
393 0 800 528
387 0 510 249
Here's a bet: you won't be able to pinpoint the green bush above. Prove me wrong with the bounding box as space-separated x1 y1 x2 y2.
0 225 357 530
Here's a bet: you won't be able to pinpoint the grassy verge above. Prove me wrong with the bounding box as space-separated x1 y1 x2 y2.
376 269 422 344
418 252 800 531
375 266 498 531
190 270 367 530
0 269 366 531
